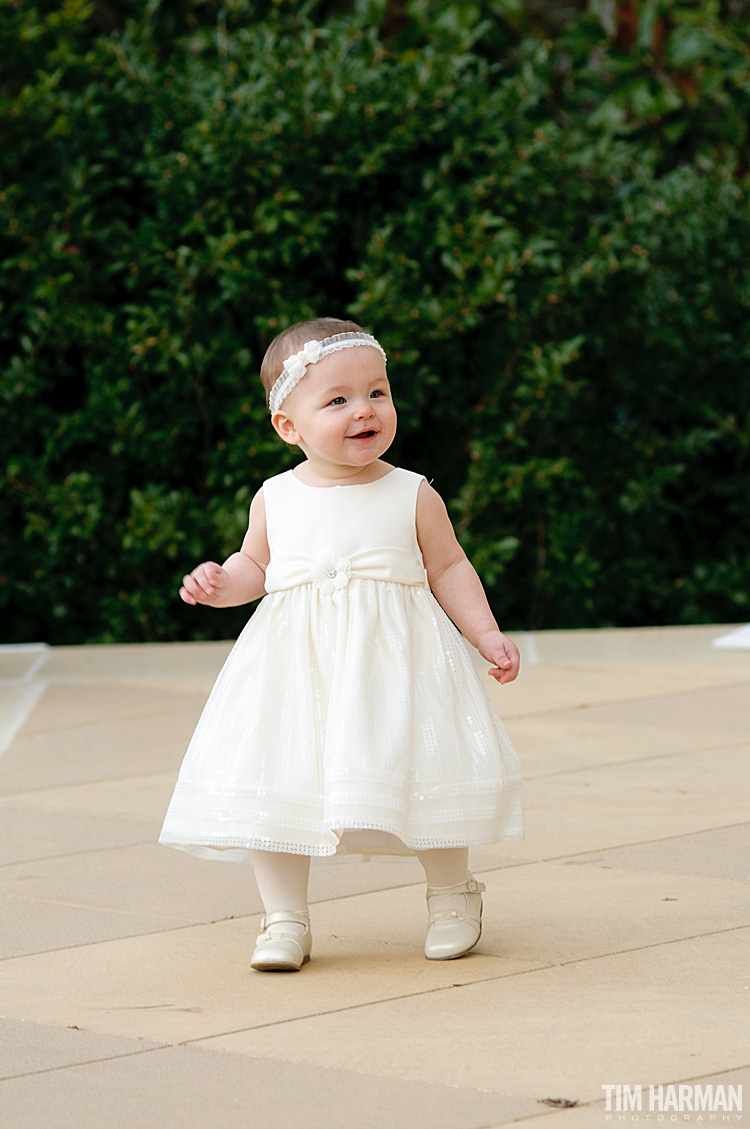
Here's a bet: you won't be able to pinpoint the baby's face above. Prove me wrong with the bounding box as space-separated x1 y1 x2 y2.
272 346 397 473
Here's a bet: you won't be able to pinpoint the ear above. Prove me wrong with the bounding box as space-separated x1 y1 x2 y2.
271 408 301 447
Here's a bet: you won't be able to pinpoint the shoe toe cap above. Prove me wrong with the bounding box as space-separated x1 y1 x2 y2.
251 934 310 971
424 919 480 960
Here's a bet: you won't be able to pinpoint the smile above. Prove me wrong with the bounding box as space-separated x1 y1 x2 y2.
348 430 377 440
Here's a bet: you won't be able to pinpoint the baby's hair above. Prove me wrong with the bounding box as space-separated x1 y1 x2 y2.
260 317 363 407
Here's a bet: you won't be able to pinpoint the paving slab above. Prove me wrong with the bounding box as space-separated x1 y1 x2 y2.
0 841 264 925
0 1042 542 1129
0 1016 164 1080
486 659 750 720
0 893 190 961
566 679 750 735
0 806 157 867
0 772 180 822
479 861 750 966
572 823 750 882
510 713 748 778
16 680 201 734
39 642 233 682
0 706 201 794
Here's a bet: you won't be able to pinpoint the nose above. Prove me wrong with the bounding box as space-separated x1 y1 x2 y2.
352 397 375 420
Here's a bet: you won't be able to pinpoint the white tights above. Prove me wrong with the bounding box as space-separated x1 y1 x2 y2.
251 846 471 932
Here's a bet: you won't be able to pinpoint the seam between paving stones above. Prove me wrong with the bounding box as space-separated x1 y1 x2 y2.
0 769 175 799
0 892 192 922
0 1043 176 1084
0 839 162 870
524 737 750 780
177 921 750 1047
504 675 750 722
6 705 200 738
474 817 750 872
0 1039 514 1099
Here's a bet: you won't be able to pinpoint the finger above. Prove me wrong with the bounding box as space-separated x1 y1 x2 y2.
489 665 518 684
179 586 197 606
192 571 217 598
200 565 227 594
183 574 210 601
498 667 519 684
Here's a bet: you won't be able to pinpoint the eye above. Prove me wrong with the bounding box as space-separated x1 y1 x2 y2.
329 396 346 406
370 389 386 399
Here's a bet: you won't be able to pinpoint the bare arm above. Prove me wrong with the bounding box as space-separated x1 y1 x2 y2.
180 488 270 608
415 480 519 684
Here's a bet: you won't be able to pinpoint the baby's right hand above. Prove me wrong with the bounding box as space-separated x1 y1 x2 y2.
179 562 228 606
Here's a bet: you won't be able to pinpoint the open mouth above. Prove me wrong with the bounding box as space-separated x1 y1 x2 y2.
349 429 377 440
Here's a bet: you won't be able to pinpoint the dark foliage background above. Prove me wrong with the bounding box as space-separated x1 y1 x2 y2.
2 0 749 643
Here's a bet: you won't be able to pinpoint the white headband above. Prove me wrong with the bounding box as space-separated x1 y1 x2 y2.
268 331 387 414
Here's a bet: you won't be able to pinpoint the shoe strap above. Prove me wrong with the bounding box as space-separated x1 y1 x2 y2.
425 876 486 899
259 910 310 932
427 906 482 926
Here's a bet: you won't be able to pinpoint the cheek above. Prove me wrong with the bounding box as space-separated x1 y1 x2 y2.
317 418 342 443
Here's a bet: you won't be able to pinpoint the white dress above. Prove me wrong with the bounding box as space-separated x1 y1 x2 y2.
159 467 524 862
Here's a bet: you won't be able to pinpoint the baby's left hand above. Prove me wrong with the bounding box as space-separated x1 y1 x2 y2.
476 630 520 684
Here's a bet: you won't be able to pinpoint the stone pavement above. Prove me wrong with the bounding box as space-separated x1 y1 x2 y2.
0 626 748 1129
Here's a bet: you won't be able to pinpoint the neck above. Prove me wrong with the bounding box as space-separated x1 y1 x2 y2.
293 459 392 487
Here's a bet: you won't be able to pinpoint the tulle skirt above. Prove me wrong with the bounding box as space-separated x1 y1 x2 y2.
159 580 524 862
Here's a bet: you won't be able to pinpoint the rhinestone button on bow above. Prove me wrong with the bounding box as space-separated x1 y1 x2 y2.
311 554 352 595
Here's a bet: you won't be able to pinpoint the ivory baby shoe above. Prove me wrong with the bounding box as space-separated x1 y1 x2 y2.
424 876 486 960
250 910 312 971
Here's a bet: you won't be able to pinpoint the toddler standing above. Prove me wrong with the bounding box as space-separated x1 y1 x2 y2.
159 317 524 970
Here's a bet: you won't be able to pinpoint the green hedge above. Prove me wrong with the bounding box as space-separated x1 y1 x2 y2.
2 0 749 642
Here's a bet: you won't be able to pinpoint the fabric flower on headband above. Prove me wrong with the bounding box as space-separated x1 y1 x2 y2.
283 339 322 382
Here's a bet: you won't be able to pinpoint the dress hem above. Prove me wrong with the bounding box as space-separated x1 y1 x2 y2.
159 826 526 862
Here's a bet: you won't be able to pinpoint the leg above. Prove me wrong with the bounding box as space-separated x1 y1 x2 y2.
416 846 471 916
251 849 309 930
251 849 310 922
415 847 470 890
250 850 312 971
